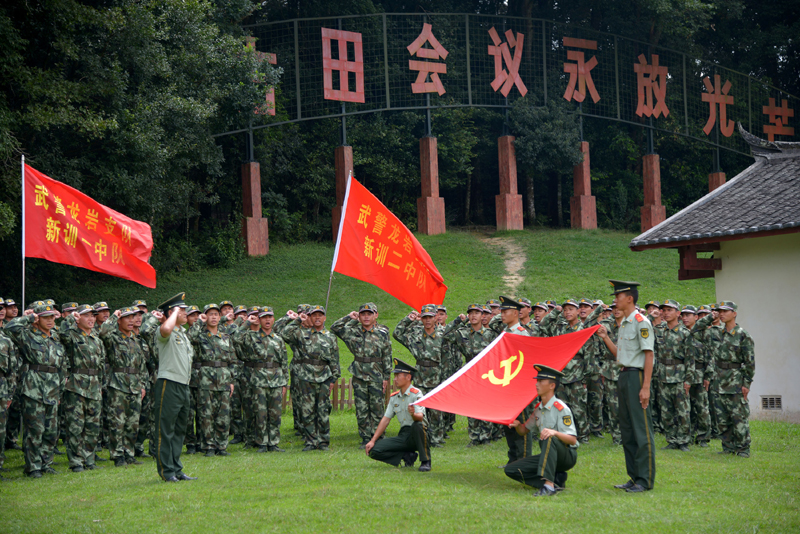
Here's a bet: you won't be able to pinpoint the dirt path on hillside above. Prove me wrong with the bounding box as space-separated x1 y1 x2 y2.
478 234 526 294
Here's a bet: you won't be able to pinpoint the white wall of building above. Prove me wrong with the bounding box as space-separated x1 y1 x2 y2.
715 232 800 421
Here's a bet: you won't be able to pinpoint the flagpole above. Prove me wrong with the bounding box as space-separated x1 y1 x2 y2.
21 155 25 307
326 170 353 311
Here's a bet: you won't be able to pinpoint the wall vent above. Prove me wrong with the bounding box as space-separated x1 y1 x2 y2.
761 396 782 410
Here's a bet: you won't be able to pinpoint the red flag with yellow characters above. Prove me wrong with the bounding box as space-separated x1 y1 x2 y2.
24 164 157 288
332 176 447 309
414 326 600 424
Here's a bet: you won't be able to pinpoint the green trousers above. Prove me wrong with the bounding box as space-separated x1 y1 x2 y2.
504 436 577 489
619 369 656 489
369 422 431 466
504 411 534 463
154 378 190 480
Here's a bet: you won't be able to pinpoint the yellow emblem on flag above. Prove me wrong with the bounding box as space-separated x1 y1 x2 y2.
482 351 524 387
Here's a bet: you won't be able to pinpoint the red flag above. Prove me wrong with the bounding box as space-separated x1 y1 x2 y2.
415 326 600 424
332 176 447 309
24 164 157 288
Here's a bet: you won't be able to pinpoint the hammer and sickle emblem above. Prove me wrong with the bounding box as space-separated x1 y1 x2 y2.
482 351 525 387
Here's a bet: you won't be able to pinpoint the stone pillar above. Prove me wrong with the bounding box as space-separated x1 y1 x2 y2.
570 141 597 229
241 162 269 256
417 136 446 235
495 135 523 231
331 145 353 240
641 153 667 232
709 171 726 192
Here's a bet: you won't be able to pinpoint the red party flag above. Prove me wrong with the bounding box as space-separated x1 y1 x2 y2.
331 175 447 309
24 164 157 288
414 326 600 424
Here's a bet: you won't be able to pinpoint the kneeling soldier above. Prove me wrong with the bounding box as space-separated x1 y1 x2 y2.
365 358 431 472
504 364 579 496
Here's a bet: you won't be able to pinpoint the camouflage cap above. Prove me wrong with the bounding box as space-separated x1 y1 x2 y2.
247 306 261 316
93 301 110 312
5 299 16 306
308 305 326 315
186 305 200 315
420 304 437 317
486 299 501 308
0 299 4 308
644 300 661 309
437 305 447 313
532 301 549 311
518 297 532 307
233 305 248 315
697 305 712 314
33 303 58 317
562 299 579 309
660 299 680 310
545 300 557 308
219 300 234 308
715 301 738 312
297 304 311 313
577 298 594 307
499 295 524 311
132 299 148 308
466 304 483 313
44 299 56 306
61 302 78 312
203 303 220 314
609 302 617 308
593 299 604 306
481 305 492 313
119 306 140 318
76 304 94 315
680 305 698 314
28 300 45 310
358 303 378 313
258 306 275 317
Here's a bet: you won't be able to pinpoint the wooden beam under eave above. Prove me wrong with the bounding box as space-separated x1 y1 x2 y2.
678 269 716 280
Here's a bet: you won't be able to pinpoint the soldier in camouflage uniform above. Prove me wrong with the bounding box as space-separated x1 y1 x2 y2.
654 300 693 451
580 298 606 438
517 298 537 335
139 306 162 458
0 300 20 475
539 300 590 443
696 304 722 438
644 300 664 434
331 303 392 448
5 303 68 477
693 301 754 457
281 305 340 451
220 301 245 443
3 298 24 453
598 304 622 444
443 304 497 446
183 305 202 453
58 304 106 472
235 307 288 452
275 304 311 438
130 302 156 458
236 306 263 447
680 306 714 447
393 304 446 447
188 304 236 456
99 307 148 466
92 301 112 453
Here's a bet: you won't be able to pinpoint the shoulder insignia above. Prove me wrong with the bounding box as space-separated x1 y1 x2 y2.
640 328 649 339
390 391 400 397
562 415 572 426
554 401 564 411
534 402 541 409
635 314 644 322
517 326 525 331
410 387 420 394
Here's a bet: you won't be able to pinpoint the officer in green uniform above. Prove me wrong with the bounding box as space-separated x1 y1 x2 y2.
597 280 656 493
505 364 579 496
365 358 431 472
152 293 197 482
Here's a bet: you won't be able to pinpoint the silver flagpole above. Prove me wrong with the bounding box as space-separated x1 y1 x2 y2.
21 155 25 306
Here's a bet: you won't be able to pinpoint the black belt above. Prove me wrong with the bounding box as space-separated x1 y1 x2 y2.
244 361 278 369
718 362 742 369
296 358 327 366
621 367 641 372
31 365 58 373
417 360 439 367
200 361 229 368
354 356 382 363
112 367 139 374
192 362 202 369
695 362 707 370
71 368 100 376
660 359 683 366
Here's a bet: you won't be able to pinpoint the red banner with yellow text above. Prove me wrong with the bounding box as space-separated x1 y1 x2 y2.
24 164 157 288
332 177 447 309
414 326 600 424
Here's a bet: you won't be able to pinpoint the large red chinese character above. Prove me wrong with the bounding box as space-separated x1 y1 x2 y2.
701 75 734 137
487 28 527 97
321 28 365 103
246 37 278 116
407 23 449 95
563 37 600 104
634 54 669 118
762 97 794 141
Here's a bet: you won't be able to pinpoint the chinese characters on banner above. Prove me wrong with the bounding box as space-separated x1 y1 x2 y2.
25 164 157 288
332 176 447 310
311 23 794 141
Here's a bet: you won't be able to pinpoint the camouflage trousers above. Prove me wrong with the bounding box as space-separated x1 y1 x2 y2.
62 391 102 468
352 377 384 443
557 381 588 442
416 386 444 446
5 386 22 447
185 387 198 449
602 377 621 443
290 369 301 432
715 392 751 454
239 367 256 446
296 380 331 448
229 366 246 438
586 373 604 433
467 417 493 444
21 395 58 474
135 379 152 453
689 383 712 443
197 388 231 452
650 380 662 433
101 386 112 447
250 385 282 447
106 387 142 462
708 381 720 438
658 382 691 446
0 397 8 466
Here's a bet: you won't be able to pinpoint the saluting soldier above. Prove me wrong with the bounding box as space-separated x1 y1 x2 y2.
131 300 155 458
598 303 623 444
0 299 20 476
695 304 722 439
680 305 714 447
365 358 431 472
275 304 311 439
655 300 693 451
58 304 106 472
222 302 246 444
505 364 579 497
331 303 393 448
5 303 68 478
3 298 25 454
393 304 446 447
597 280 656 493
579 298 605 439
183 305 202 454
